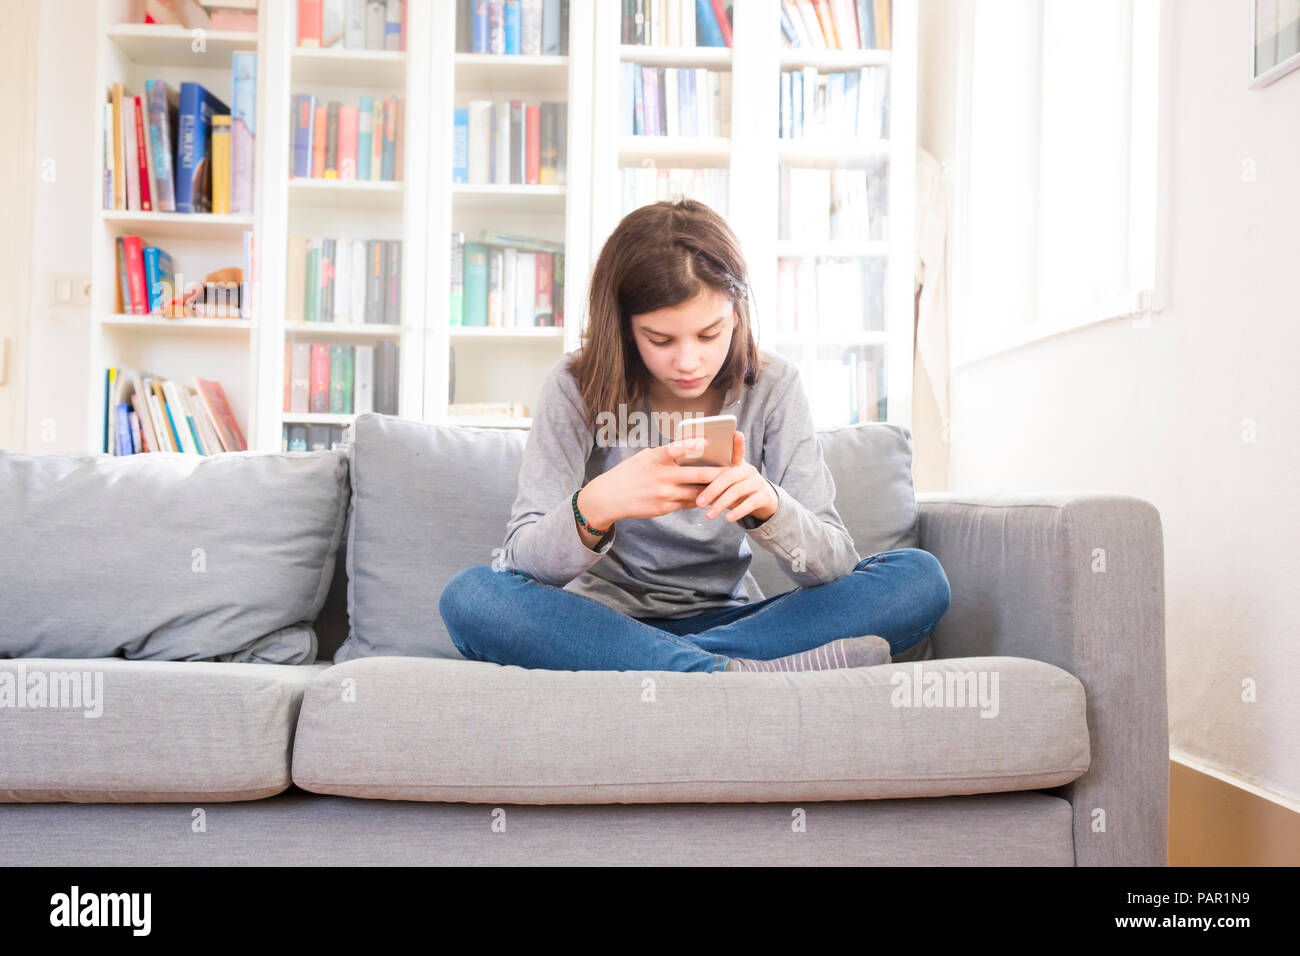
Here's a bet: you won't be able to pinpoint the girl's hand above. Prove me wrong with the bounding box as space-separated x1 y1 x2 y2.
581 437 727 525
695 431 779 524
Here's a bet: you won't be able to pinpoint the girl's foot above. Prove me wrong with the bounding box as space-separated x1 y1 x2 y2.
724 635 891 672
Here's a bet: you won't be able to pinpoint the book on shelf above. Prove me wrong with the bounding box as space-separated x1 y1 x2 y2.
453 232 564 328
621 63 730 138
145 0 260 31
778 162 886 242
292 94 403 181
779 64 888 141
105 71 255 216
461 0 569 55
103 367 247 455
775 255 886 335
286 236 401 324
780 0 891 51
448 402 531 420
283 423 350 451
621 0 731 47
455 100 566 185
621 167 728 218
113 231 253 318
298 0 406 51
284 341 399 415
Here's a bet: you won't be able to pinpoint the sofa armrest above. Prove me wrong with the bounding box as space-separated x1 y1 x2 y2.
916 491 1168 867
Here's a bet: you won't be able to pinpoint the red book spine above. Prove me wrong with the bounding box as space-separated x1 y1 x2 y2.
309 344 330 412
298 0 322 46
338 105 358 179
525 105 540 185
123 235 147 315
710 0 734 47
535 252 553 327
133 97 152 211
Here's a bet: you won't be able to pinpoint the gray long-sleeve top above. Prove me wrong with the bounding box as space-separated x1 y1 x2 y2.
500 348 862 619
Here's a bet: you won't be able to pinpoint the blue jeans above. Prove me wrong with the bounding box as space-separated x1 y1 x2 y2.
439 548 952 673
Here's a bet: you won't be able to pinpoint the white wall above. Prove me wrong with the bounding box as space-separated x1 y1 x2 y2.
941 0 1300 801
26 0 97 453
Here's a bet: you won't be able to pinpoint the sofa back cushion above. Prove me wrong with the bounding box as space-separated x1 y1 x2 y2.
747 421 919 597
336 414 918 662
0 449 349 663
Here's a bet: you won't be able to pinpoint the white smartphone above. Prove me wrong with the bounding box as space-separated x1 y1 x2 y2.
673 414 737 468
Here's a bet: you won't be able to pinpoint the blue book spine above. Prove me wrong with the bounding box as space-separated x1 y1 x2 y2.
177 82 231 212
471 0 488 52
504 0 520 54
542 0 560 55
831 72 846 136
682 68 695 137
695 0 725 47
115 403 134 455
292 94 316 178
453 108 468 182
143 246 165 312
780 4 799 44
358 95 373 180
381 115 395 180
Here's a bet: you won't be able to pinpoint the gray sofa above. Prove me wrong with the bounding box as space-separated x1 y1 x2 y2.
0 413 1168 866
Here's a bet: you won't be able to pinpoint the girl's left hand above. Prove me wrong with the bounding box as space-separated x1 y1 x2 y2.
695 431 780 524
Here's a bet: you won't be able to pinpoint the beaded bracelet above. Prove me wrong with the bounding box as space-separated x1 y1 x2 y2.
571 488 610 537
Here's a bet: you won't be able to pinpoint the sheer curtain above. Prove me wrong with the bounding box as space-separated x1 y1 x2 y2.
953 0 1159 363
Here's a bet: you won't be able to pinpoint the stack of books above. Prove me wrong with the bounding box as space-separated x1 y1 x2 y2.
778 162 887 242
103 368 247 455
297 0 406 50
621 0 733 47
461 0 568 54
291 95 404 181
454 101 566 185
113 230 254 319
779 0 891 50
620 64 731 138
285 237 402 325
452 232 564 328
283 342 400 416
779 66 889 140
103 63 256 215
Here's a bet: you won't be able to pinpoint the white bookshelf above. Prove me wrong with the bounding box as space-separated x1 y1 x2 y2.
89 2 264 454
421 1 595 428
87 0 912 452
590 0 917 429
256 0 430 449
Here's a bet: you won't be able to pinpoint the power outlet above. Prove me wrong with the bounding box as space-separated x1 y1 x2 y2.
51 275 92 306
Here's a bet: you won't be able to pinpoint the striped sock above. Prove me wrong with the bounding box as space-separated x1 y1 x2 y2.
724 635 891 672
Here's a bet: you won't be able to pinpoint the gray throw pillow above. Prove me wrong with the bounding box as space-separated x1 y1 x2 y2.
337 414 526 662
0 449 349 663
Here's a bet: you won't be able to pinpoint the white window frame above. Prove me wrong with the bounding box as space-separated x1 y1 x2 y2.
950 0 1171 370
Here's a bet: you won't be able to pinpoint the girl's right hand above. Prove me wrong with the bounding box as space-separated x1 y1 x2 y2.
580 438 726 525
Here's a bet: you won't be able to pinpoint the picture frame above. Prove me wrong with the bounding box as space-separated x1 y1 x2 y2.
1250 0 1300 87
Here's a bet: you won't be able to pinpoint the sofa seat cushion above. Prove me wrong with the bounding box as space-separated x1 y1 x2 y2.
0 659 329 803
292 656 1091 804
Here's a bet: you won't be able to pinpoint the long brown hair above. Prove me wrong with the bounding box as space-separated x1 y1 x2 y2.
567 197 764 430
